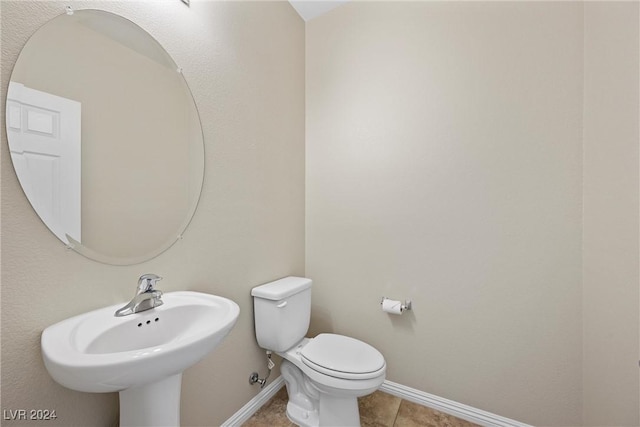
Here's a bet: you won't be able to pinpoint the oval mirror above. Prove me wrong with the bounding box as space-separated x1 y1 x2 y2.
6 9 205 265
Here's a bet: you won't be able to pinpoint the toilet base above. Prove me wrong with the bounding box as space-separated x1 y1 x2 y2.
285 395 359 427
318 394 360 427
286 399 319 427
281 360 361 427
281 359 320 426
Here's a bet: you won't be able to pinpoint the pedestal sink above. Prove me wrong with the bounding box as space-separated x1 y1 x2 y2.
41 291 240 426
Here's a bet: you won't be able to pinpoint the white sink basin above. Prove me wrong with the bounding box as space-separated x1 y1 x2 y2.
41 291 239 426
42 291 239 392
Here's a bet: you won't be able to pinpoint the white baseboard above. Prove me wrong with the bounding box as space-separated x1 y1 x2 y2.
221 376 532 427
221 376 285 427
380 380 533 427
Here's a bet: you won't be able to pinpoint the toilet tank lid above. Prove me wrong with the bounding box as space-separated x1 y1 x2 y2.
251 276 312 300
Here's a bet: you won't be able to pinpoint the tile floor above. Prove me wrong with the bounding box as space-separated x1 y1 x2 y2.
242 387 480 427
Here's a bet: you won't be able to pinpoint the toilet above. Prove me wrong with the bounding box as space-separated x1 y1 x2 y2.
251 276 386 427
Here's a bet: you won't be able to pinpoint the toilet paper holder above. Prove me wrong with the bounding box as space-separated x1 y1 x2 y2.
380 296 412 311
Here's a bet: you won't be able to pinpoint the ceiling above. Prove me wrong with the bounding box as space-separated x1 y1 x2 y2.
288 0 350 21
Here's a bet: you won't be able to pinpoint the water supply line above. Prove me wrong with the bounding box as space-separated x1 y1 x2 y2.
249 351 274 389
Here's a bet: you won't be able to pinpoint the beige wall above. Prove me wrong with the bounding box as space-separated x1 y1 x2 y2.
1 1 304 426
583 2 640 426
306 2 586 425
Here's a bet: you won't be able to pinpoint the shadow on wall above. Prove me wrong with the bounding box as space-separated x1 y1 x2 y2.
387 309 416 333
309 305 334 337
310 302 416 335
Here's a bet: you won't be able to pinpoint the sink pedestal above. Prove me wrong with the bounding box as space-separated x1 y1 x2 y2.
120 374 182 427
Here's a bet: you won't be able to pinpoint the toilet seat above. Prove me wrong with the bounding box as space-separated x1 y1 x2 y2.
300 334 386 380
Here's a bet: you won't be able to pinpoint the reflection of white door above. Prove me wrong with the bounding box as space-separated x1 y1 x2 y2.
6 82 81 244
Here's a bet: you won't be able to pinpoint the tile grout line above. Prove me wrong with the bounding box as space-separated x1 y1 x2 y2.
391 398 403 427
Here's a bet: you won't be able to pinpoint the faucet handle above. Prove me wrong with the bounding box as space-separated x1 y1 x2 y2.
137 274 163 294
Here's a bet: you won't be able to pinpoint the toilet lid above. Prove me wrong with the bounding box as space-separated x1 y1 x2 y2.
300 334 385 380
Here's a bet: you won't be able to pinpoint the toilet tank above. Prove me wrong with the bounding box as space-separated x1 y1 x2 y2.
251 277 312 352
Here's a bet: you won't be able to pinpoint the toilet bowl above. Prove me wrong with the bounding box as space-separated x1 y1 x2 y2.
278 335 385 426
251 277 386 427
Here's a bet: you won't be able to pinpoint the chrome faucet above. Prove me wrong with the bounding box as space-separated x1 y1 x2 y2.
114 274 164 317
